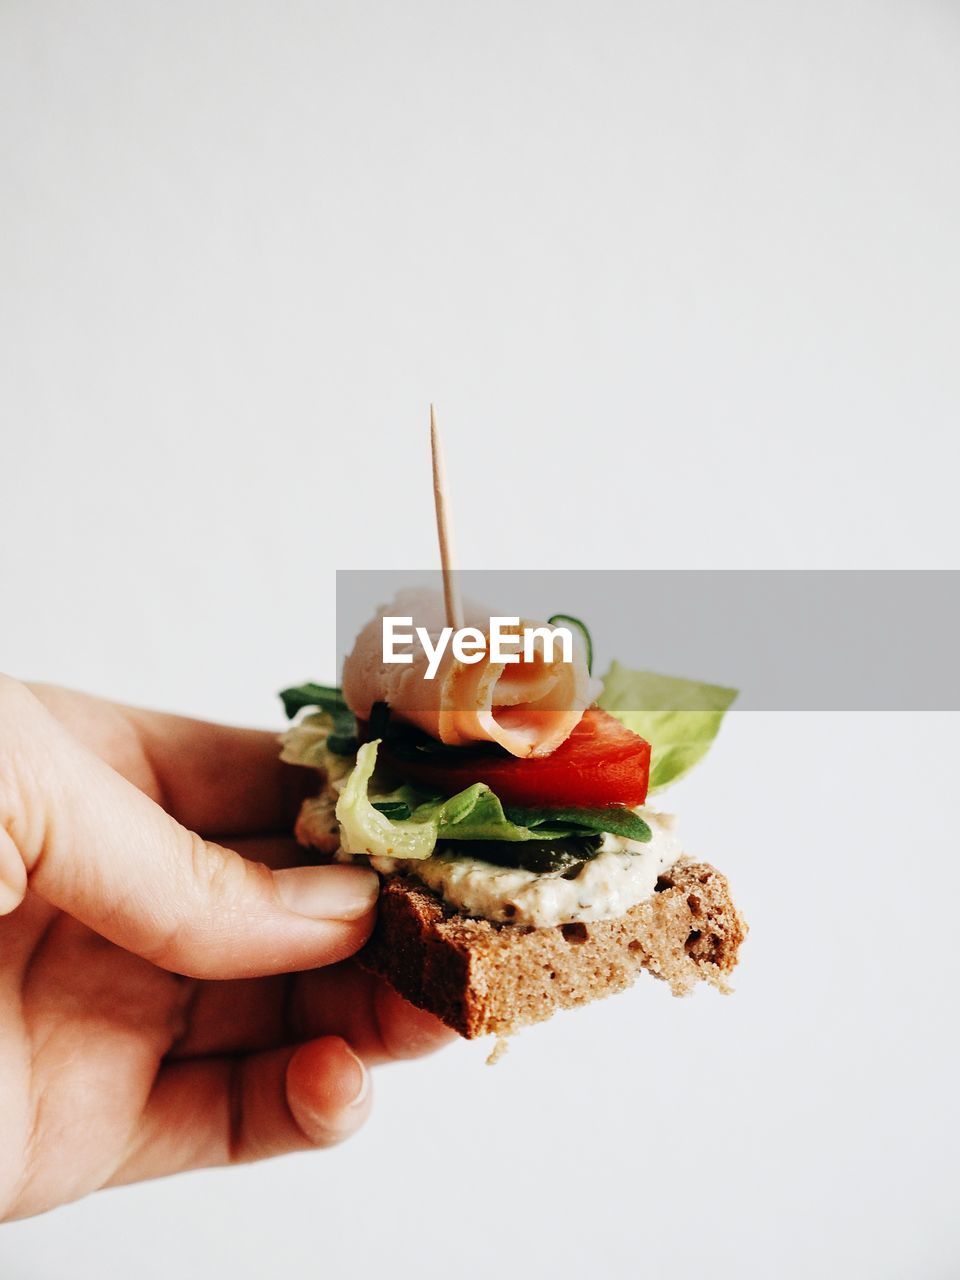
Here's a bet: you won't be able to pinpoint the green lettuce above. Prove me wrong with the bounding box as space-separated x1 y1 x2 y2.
279 684 358 754
281 657 735 868
280 711 354 783
335 740 650 861
598 661 737 791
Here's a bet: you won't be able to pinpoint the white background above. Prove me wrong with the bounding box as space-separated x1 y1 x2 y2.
2 2 959 1277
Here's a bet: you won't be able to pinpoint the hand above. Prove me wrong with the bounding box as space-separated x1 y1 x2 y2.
0 677 454 1221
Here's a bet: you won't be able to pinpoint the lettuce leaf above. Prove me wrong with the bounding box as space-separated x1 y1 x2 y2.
281 655 735 863
598 661 737 791
280 712 354 783
335 740 650 861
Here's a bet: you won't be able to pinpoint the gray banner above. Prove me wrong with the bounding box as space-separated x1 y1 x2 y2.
335 570 960 710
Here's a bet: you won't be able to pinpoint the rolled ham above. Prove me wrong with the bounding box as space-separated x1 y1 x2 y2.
341 589 599 758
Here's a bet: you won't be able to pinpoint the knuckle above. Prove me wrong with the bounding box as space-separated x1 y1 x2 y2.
0 677 46 859
145 832 276 976
185 830 272 904
0 676 31 780
185 830 234 896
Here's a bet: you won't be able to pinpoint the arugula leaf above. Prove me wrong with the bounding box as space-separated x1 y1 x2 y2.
372 800 412 819
280 682 349 720
598 661 737 791
503 805 650 842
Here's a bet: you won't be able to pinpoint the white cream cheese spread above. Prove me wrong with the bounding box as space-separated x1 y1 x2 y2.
336 809 682 928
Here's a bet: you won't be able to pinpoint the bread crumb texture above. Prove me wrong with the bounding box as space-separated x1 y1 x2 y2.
359 859 748 1039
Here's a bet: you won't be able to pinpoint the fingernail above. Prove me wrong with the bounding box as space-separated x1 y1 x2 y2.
0 831 26 917
274 864 379 922
340 1041 369 1109
0 877 23 916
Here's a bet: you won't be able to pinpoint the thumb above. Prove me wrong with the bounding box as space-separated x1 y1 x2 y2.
0 678 378 979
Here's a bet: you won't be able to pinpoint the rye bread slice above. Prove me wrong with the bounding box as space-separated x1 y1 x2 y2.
359 858 747 1039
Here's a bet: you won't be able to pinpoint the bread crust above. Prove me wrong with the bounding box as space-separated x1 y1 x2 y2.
359 858 747 1038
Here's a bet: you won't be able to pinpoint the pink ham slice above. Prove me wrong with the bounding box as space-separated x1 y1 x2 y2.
341 589 597 759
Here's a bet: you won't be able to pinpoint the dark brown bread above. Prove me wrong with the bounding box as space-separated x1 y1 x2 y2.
359 858 747 1039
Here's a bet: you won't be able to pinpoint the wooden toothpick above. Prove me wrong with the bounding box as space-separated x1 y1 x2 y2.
430 403 464 630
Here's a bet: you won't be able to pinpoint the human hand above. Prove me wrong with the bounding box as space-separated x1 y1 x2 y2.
0 677 454 1221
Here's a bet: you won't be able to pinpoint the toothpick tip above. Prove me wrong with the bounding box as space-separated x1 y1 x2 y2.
427 403 462 630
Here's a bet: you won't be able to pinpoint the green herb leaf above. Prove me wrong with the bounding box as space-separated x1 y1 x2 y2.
504 805 650 842
372 800 412 820
279 681 360 759
547 613 594 675
279 682 348 720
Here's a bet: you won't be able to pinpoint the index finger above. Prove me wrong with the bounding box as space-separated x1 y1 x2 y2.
27 683 313 837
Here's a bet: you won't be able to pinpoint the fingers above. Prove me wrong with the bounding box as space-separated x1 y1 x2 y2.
0 677 378 979
126 707 315 838
27 682 313 836
168 963 457 1063
107 1036 371 1187
286 1038 370 1147
288 961 459 1065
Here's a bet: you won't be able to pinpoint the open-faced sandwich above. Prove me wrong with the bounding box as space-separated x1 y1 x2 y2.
280 588 746 1044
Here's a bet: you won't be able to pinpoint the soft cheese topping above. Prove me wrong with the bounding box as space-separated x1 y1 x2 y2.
334 809 682 928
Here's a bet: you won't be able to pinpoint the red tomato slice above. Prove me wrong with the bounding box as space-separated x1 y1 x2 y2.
373 707 650 808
